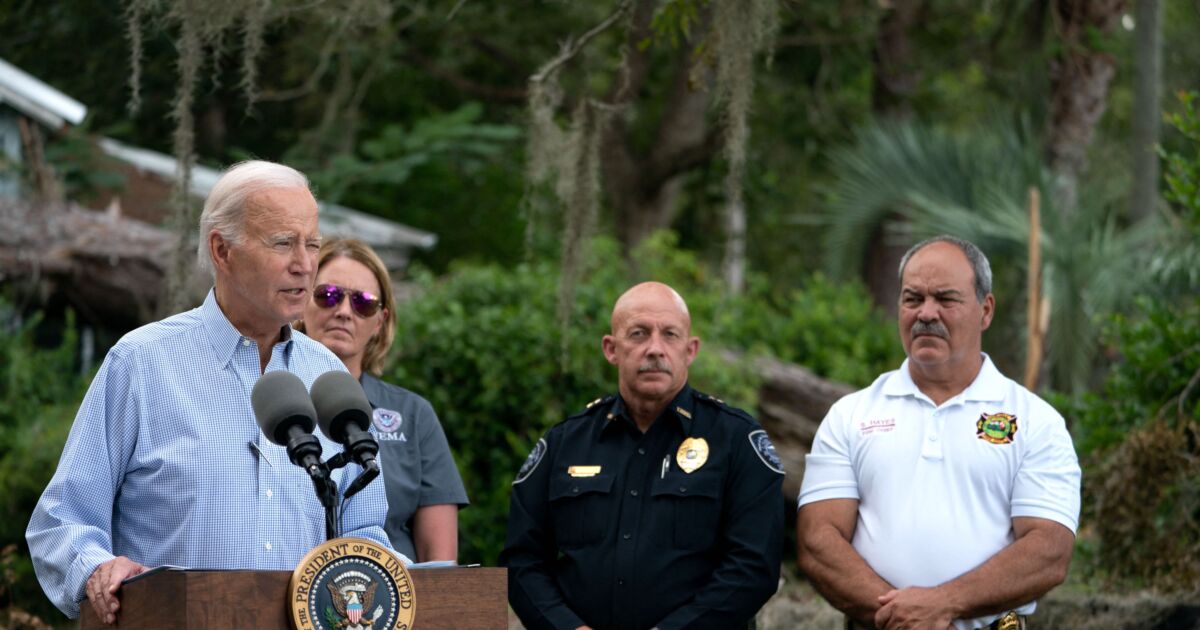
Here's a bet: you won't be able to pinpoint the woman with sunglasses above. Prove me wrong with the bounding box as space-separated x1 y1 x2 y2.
298 237 468 564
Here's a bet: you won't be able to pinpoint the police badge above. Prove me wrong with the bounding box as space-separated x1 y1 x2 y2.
676 437 710 473
290 538 415 630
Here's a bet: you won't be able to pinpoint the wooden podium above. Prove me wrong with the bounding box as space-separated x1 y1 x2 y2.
78 567 507 629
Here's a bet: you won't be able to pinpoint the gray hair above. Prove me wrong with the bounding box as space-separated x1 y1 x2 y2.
196 160 310 278
897 235 993 302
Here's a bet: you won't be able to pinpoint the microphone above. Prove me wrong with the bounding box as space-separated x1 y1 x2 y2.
311 371 381 483
251 371 324 478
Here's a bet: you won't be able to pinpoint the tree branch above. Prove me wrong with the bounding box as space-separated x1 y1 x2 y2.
404 49 528 103
530 0 633 85
640 126 722 195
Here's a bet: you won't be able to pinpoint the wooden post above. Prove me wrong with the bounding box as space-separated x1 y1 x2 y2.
1024 187 1044 390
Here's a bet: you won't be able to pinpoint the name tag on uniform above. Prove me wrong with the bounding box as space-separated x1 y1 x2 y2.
567 465 602 477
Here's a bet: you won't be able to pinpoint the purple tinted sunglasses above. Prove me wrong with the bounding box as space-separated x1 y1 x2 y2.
313 284 383 318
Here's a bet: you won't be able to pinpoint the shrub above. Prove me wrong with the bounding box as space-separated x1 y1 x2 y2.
1061 92 1200 591
0 308 88 622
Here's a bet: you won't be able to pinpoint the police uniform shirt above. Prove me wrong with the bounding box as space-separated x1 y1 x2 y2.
360 374 470 561
798 355 1080 630
501 384 785 630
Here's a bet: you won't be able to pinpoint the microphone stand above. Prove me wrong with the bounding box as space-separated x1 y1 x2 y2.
323 453 380 539
300 460 340 541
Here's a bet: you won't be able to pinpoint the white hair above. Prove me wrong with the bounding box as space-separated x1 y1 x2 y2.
196 160 310 278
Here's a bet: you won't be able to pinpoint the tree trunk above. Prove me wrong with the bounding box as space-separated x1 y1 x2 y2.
864 0 923 312
1045 0 1127 215
603 2 717 254
870 0 923 120
721 350 855 506
1130 0 1163 223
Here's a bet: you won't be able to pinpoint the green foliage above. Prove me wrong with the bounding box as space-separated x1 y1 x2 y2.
1052 299 1200 591
710 273 903 386
0 307 88 622
1163 91 1200 209
1058 92 1200 591
823 117 1160 392
1153 91 1200 292
301 103 519 203
644 0 705 50
1062 298 1200 456
386 233 898 563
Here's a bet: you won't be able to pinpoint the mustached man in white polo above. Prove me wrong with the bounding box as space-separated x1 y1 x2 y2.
797 235 1080 630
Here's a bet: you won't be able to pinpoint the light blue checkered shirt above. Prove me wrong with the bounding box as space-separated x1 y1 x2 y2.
27 290 396 618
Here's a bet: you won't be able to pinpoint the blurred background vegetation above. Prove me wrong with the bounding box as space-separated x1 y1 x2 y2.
1 0 1199 625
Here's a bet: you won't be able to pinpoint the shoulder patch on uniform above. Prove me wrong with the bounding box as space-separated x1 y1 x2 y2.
513 438 547 485
748 430 785 475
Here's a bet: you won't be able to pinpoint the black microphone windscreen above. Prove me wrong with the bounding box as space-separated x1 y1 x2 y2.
311 371 373 443
252 370 318 445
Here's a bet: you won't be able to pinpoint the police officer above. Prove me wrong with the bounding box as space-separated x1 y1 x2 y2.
501 282 785 630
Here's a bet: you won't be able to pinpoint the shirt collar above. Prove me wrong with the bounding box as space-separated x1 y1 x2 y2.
200 288 294 368
882 353 1005 403
603 384 695 438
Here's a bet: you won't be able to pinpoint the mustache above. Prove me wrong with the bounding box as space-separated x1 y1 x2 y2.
911 320 949 339
638 359 672 374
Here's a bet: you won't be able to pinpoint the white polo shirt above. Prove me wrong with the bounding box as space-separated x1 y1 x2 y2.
798 355 1080 629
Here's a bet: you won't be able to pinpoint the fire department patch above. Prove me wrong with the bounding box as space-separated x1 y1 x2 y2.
290 537 414 630
514 438 547 485
976 412 1018 445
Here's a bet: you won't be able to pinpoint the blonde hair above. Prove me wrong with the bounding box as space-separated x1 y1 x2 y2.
296 238 396 376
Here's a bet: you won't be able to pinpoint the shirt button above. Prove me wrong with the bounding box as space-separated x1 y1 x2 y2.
572 486 580 493
637 448 646 455
679 486 687 493
242 339 251 347
617 579 625 586
264 542 272 550
630 490 638 497
622 533 631 540
929 434 939 442
265 489 273 499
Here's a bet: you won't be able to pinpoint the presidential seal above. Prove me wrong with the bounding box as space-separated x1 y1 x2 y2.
290 538 415 630
976 412 1018 445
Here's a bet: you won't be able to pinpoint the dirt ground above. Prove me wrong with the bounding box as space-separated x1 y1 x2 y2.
755 572 1200 630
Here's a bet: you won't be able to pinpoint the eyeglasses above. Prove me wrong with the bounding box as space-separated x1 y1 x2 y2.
313 284 383 318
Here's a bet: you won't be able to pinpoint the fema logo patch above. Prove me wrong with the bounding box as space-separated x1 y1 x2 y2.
748 430 785 475
290 538 415 630
372 408 403 433
976 412 1018 445
514 438 547 485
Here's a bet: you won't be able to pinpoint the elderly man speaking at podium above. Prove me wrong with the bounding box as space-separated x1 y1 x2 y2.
26 161 392 623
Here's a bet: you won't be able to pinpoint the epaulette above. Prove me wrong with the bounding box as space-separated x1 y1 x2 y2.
567 395 615 419
695 391 757 424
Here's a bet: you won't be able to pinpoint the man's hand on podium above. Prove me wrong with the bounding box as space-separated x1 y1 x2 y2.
86 556 147 624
